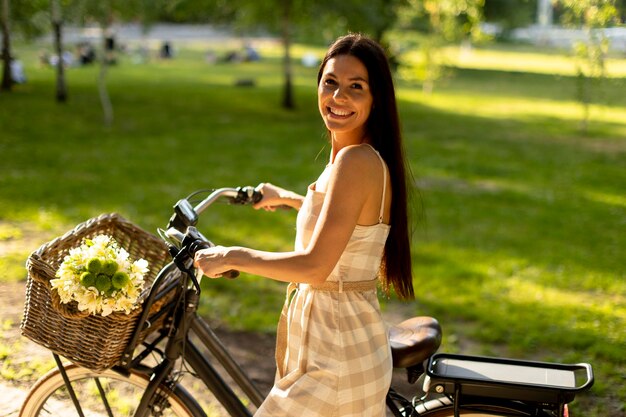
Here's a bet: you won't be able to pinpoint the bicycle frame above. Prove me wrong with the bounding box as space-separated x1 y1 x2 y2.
133 318 262 417
126 280 264 417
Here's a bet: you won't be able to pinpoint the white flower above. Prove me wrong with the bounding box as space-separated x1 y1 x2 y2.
125 283 140 300
116 296 136 314
132 258 149 274
100 297 117 317
117 248 130 262
75 288 100 315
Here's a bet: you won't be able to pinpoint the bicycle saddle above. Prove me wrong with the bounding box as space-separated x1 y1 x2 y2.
389 316 442 369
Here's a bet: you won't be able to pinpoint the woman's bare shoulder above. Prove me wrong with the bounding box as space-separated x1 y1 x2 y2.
334 144 380 170
327 145 382 197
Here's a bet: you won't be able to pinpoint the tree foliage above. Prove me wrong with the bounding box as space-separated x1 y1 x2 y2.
555 0 621 131
396 0 485 93
482 0 535 34
398 0 484 42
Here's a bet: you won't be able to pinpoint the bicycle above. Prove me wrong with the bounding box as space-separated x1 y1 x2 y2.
19 186 594 417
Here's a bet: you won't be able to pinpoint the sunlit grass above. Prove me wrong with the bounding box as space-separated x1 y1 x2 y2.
581 189 626 208
399 88 626 127
445 44 626 78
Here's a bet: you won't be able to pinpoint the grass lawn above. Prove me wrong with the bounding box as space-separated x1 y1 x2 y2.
0 40 624 416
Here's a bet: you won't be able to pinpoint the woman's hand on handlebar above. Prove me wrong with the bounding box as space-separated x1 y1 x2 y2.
253 183 304 211
194 246 234 279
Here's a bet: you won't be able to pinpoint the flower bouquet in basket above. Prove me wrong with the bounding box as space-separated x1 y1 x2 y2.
22 213 180 371
51 234 149 317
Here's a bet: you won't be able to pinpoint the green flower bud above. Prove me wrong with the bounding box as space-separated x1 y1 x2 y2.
87 258 102 274
80 271 96 288
102 260 119 276
111 271 130 290
95 273 112 293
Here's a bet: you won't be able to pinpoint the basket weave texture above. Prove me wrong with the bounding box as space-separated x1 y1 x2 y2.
21 213 179 371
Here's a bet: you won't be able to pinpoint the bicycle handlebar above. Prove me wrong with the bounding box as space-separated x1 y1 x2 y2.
161 186 263 281
195 186 262 213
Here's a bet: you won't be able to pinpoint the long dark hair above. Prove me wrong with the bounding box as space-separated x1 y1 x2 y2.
318 33 414 300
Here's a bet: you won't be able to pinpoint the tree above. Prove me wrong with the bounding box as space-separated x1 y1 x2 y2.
202 0 317 110
397 0 485 93
65 0 115 125
1 0 68 97
1 0 10 91
279 0 294 108
1 0 53 92
51 0 67 102
167 0 405 109
555 0 620 132
483 0 535 37
67 0 167 125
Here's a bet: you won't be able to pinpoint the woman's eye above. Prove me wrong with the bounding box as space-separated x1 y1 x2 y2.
351 83 363 89
324 78 336 86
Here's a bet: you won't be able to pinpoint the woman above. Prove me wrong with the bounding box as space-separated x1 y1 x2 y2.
195 33 414 417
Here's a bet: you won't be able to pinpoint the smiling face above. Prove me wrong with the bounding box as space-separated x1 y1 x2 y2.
318 54 374 143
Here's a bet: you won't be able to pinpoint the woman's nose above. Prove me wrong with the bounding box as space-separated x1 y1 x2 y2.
333 86 347 101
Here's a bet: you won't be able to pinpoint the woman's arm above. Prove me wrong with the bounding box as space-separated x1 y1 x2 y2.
194 146 379 284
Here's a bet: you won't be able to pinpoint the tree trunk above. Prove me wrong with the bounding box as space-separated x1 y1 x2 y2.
98 32 113 127
1 0 12 91
51 0 67 102
281 0 295 109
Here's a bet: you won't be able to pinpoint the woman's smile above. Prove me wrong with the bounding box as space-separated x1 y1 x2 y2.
327 106 355 118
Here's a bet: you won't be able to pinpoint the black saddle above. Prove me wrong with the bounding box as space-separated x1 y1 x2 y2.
389 316 442 369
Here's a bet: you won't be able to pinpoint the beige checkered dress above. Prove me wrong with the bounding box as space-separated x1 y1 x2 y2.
255 148 393 417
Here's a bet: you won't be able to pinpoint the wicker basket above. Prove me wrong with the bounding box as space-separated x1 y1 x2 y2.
21 213 181 372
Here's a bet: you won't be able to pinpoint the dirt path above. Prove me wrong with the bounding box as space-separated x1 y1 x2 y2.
0 281 416 416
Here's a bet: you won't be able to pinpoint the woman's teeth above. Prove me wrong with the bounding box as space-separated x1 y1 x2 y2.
329 107 352 116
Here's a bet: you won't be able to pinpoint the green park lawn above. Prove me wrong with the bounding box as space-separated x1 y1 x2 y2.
0 40 624 415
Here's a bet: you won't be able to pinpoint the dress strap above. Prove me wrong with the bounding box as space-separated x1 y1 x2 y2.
363 143 388 224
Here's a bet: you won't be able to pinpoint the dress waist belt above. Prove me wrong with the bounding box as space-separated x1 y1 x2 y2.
310 278 378 292
275 278 379 378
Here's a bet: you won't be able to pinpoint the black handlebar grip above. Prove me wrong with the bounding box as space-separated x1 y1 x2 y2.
251 189 263 204
234 186 264 205
188 238 211 254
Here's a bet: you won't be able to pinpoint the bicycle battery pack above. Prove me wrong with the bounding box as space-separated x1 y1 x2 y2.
424 353 594 405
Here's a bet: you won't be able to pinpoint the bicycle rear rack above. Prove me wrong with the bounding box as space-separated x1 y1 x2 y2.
424 353 594 417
